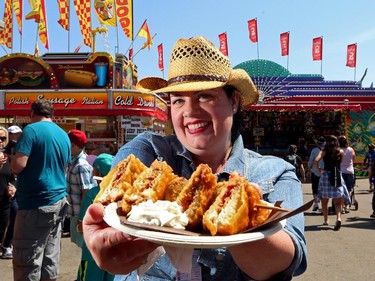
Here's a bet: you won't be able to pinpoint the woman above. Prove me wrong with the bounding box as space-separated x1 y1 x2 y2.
338 136 355 213
83 36 307 280
314 135 351 231
0 126 17 259
285 144 306 182
363 143 375 192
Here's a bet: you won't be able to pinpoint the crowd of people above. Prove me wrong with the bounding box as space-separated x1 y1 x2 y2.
0 35 373 280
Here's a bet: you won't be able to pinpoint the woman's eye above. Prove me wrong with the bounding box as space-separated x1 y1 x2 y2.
171 98 184 106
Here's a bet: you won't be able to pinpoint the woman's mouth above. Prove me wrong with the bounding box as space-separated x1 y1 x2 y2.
186 121 209 132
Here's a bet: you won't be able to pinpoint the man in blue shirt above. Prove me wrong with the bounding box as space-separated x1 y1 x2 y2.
11 99 71 281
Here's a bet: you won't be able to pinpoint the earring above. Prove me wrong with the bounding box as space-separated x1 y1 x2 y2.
233 107 237 113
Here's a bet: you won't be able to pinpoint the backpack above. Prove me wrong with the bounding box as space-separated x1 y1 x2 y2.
285 154 300 176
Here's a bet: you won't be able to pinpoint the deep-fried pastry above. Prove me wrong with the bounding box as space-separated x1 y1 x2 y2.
94 154 146 205
203 172 271 235
203 173 250 235
122 159 177 214
176 164 217 230
164 177 188 202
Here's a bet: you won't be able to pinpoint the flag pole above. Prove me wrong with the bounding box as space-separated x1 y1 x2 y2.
132 33 156 59
125 19 147 55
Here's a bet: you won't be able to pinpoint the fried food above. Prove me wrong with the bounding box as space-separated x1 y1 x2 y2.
121 159 177 214
164 177 188 202
202 172 271 236
94 154 147 205
176 164 217 230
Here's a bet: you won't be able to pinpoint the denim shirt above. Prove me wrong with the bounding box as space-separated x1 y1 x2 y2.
113 132 307 281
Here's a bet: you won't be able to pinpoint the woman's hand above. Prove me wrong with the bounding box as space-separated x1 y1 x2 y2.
83 203 159 275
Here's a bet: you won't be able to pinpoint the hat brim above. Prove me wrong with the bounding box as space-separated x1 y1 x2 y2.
136 69 258 107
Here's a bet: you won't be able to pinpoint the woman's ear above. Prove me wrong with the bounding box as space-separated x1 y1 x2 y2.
232 90 240 113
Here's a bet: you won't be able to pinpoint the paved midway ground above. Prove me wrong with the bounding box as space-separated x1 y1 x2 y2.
1 178 374 280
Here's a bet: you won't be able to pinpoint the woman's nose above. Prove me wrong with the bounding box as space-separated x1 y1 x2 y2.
182 100 201 117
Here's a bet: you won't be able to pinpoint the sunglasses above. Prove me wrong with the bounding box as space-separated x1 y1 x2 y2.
0 136 7 142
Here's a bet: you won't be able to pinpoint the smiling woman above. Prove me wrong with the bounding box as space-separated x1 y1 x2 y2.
83 36 307 281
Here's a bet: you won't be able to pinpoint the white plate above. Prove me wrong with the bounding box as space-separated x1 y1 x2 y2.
104 202 286 249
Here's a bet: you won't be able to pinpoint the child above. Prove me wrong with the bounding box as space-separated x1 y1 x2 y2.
76 153 115 281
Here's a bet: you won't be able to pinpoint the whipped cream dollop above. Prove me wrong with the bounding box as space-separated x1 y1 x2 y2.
127 200 189 229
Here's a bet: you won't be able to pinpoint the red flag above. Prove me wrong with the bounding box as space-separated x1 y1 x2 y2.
158 43 164 71
218 32 228 56
129 48 133 60
280 32 289 56
312 37 323 61
346 43 357 68
248 18 258 43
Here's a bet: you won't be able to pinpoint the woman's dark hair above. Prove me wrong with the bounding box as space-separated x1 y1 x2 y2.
223 85 243 142
338 136 348 148
31 99 54 118
323 135 341 164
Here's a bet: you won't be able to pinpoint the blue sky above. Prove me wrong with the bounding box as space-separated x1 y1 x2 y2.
2 0 375 86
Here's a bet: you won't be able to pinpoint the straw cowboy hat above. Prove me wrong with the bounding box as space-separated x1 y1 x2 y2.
136 36 259 107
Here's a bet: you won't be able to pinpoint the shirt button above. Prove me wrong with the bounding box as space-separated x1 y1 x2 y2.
215 253 225 260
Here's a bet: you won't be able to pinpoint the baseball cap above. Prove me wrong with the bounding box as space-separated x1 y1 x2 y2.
316 136 325 145
8 125 22 134
93 153 114 176
68 129 88 147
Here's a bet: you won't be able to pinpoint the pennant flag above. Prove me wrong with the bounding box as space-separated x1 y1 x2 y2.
38 0 48 49
74 0 92 47
74 42 83 53
138 20 152 50
158 43 164 71
0 0 13 48
218 32 228 56
312 37 323 61
57 0 69 30
25 0 41 22
280 32 289 56
128 48 133 60
248 18 258 43
12 0 22 35
94 0 116 26
34 41 39 56
346 43 357 68
117 0 133 40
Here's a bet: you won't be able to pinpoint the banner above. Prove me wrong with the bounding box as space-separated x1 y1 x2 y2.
94 0 116 26
38 0 48 49
74 0 92 47
0 0 13 48
158 43 164 71
346 43 357 68
12 0 22 34
312 37 323 61
128 48 133 60
138 20 152 49
218 32 228 56
116 0 133 40
25 0 40 22
280 32 289 56
57 0 69 30
248 18 258 43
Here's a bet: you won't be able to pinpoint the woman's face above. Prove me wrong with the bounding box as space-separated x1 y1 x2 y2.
0 129 7 150
170 87 239 157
